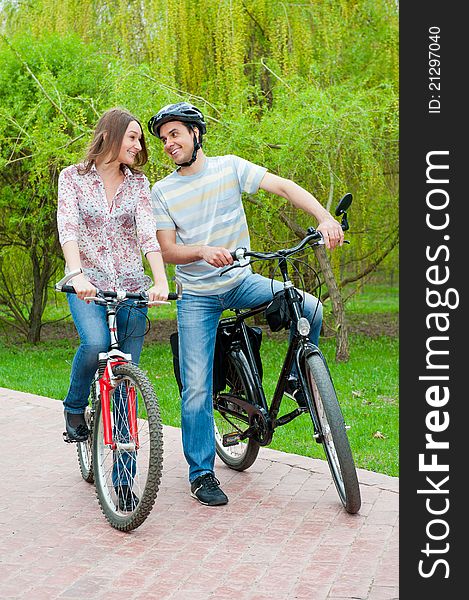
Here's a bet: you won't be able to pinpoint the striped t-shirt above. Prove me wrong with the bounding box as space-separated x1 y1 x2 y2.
151 155 267 295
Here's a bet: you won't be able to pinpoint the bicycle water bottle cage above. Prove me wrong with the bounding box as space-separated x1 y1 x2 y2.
265 291 291 332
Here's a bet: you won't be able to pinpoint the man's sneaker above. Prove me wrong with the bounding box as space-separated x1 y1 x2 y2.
116 485 139 512
190 473 228 506
284 377 308 408
64 409 90 442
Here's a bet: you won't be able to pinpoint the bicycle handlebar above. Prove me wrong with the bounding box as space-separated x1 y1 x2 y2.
230 228 323 264
55 269 182 302
229 192 352 265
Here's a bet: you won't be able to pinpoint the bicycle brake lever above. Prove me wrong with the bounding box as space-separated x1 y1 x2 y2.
219 259 253 276
84 295 106 305
54 268 83 291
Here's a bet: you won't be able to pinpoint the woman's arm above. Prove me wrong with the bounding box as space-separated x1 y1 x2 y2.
61 240 96 300
145 250 170 302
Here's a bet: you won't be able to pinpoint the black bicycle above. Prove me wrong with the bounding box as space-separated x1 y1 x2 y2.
212 193 361 514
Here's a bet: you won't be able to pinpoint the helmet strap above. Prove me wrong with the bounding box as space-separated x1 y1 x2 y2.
175 128 202 168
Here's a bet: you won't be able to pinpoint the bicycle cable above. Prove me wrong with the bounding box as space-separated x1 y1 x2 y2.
114 301 152 348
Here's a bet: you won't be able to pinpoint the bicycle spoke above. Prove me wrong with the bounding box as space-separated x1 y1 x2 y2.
213 350 260 471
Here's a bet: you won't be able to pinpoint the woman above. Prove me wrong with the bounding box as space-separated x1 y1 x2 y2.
57 107 169 443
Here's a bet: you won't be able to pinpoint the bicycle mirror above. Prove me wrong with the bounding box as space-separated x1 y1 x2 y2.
335 193 353 216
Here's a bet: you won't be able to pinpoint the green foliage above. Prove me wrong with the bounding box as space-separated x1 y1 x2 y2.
0 1 399 337
0 32 118 338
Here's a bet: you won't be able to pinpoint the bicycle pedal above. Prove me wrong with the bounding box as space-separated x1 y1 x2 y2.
63 431 75 443
223 432 241 447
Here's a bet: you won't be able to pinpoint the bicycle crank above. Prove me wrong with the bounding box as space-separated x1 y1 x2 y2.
216 393 272 445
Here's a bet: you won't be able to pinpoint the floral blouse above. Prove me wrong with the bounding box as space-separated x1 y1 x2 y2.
57 163 160 292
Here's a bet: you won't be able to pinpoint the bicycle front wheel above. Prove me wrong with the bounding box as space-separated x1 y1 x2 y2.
303 353 361 514
213 350 260 471
93 363 163 531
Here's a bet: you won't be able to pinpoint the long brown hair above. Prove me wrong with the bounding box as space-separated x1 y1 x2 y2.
78 108 148 175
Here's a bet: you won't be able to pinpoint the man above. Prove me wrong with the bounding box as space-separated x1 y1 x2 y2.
148 102 344 506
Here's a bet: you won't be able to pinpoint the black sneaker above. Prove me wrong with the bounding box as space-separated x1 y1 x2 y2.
116 485 139 512
64 410 90 442
285 377 307 408
190 473 228 506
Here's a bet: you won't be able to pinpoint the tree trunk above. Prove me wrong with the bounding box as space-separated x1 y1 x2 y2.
27 243 57 343
314 245 349 362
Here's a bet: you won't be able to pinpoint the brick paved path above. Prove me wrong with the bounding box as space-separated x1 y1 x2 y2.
0 388 398 599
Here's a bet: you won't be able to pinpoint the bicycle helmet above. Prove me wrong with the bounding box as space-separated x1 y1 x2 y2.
148 102 207 138
148 102 206 167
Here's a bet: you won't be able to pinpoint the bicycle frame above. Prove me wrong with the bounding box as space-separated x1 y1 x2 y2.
214 194 361 514
218 256 323 446
96 301 138 449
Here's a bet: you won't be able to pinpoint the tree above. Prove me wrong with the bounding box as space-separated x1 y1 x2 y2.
0 33 113 341
1 1 399 359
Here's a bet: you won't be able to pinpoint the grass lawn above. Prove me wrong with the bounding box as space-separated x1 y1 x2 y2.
0 331 398 478
0 281 398 476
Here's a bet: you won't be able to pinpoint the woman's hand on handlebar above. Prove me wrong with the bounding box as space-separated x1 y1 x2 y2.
147 280 170 305
316 216 344 250
71 273 97 302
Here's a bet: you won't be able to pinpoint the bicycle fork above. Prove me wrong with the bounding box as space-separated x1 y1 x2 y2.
98 357 139 451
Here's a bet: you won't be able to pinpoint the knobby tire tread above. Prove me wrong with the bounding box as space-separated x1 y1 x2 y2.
93 362 163 531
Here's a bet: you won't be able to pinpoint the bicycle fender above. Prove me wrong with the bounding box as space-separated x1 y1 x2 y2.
302 342 322 359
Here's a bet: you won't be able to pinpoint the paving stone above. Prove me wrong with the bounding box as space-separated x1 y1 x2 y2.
0 387 399 599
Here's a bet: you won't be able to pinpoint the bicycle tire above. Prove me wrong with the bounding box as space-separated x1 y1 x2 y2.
214 350 260 471
76 382 96 483
93 362 163 531
303 353 361 514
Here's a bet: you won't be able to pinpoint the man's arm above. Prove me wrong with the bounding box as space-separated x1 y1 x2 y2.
157 230 233 267
259 172 344 249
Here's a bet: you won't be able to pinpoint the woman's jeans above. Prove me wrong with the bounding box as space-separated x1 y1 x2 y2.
64 294 148 413
177 272 322 483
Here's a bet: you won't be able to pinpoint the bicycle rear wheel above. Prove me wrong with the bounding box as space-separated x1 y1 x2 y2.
303 353 361 514
213 350 260 471
76 381 95 484
93 362 163 531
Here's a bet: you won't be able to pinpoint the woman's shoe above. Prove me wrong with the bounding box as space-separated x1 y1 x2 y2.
64 409 89 442
116 485 139 511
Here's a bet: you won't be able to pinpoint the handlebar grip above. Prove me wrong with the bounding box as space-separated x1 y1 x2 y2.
61 285 77 294
168 292 179 300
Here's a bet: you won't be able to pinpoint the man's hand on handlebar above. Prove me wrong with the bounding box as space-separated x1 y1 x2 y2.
201 245 234 268
316 217 344 250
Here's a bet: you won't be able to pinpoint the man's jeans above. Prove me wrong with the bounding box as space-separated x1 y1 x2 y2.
177 272 322 483
64 293 148 414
